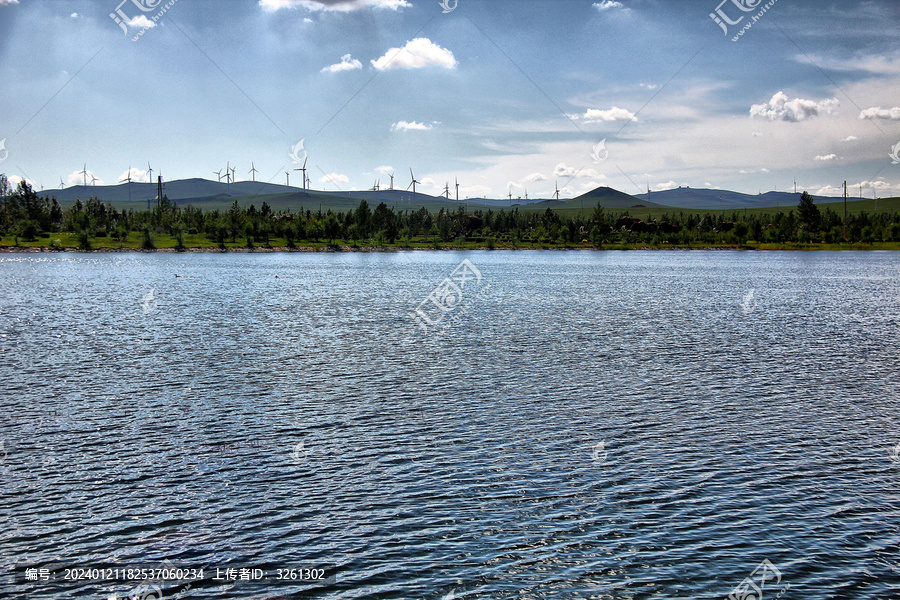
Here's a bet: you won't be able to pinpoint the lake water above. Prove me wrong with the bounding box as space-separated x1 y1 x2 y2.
1 250 899 599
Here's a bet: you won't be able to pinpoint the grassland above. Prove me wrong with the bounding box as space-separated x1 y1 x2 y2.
4 232 899 253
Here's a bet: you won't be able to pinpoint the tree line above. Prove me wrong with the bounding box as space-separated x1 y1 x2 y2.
1 177 898 248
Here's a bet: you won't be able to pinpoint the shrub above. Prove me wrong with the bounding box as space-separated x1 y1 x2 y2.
141 228 156 250
77 230 92 251
20 221 39 242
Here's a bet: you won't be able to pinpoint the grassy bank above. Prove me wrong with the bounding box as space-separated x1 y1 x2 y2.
4 233 900 252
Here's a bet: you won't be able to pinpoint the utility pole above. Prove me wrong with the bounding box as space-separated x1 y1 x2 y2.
843 180 848 238
157 175 163 208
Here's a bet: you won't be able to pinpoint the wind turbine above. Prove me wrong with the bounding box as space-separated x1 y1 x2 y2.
407 168 420 197
59 177 66 189
79 164 88 187
147 162 154 187
285 171 290 187
120 167 133 203
90 175 99 186
443 182 450 199
455 177 459 202
389 173 395 191
554 180 560 201
225 161 233 185
230 164 236 184
294 156 309 190
214 169 223 182
294 157 308 189
524 187 528 201
249 162 258 182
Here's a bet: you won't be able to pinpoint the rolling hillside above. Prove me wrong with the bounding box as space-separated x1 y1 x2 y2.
632 187 851 210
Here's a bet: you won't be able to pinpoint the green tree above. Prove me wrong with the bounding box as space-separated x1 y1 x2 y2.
797 191 820 232
354 199 371 238
323 213 340 244
733 222 748 246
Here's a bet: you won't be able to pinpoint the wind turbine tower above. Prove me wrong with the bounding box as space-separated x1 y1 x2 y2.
407 168 420 197
249 162 258 182
294 158 307 189
295 158 308 190
120 167 133 203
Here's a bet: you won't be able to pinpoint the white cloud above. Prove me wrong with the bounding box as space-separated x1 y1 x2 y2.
814 154 837 162
796 53 900 76
552 164 603 179
842 135 858 141
375 165 394 174
461 185 492 197
760 168 770 173
260 0 410 11
322 54 362 73
593 1 623 10
70 12 78 18
67 170 102 186
319 173 349 184
420 178 436 188
127 15 155 28
859 107 900 120
750 91 838 122
811 182 897 197
391 120 432 131
654 181 680 191
303 17 313 22
859 180 893 191
371 38 457 70
118 167 150 183
554 163 577 178
582 107 637 123
0 0 20 5
523 173 546 183
7 175 33 188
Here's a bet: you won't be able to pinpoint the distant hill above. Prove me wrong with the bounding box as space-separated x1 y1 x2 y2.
632 187 849 210
41 178 467 212
530 186 658 211
35 179 877 214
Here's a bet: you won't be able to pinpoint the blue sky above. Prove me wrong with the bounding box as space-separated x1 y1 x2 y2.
1 0 898 199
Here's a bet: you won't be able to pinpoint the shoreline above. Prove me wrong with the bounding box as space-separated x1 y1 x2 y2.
1 244 896 253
